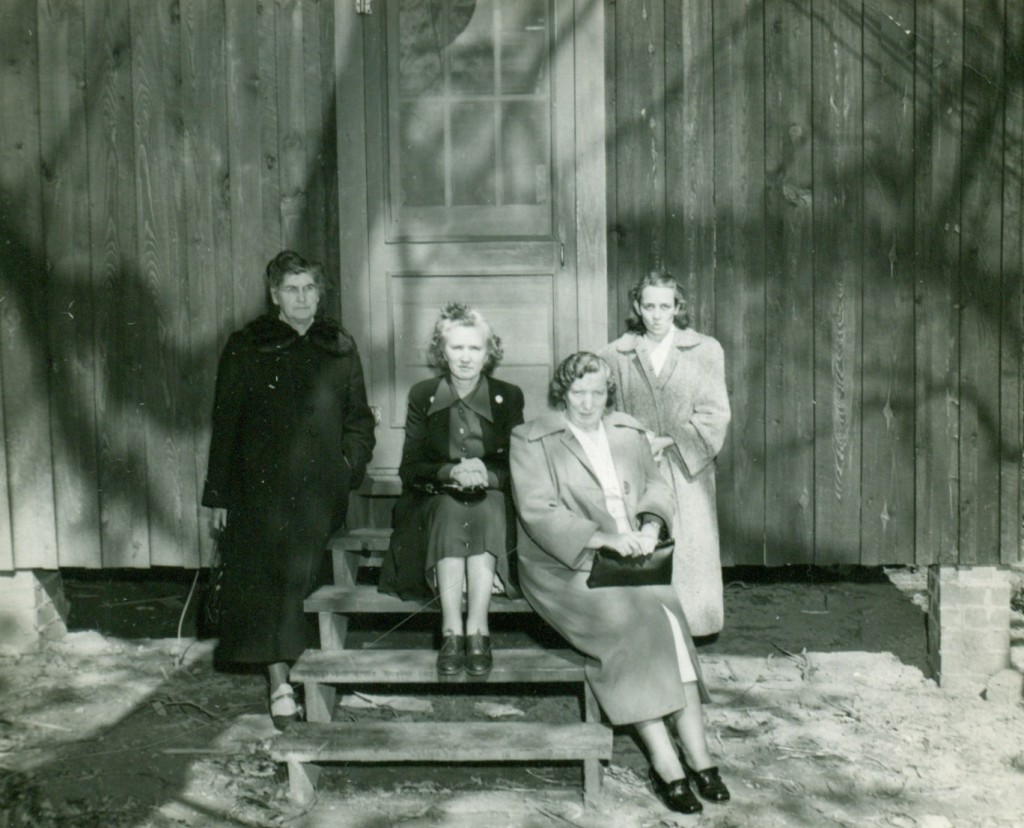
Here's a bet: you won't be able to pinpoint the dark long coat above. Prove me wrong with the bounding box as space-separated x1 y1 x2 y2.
202 315 376 664
378 375 524 602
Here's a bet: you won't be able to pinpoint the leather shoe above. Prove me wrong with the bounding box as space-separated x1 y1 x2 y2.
465 633 493 677
684 763 731 802
437 633 465 676
648 767 702 814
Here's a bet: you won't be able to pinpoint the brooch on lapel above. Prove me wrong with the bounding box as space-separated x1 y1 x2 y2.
495 394 503 404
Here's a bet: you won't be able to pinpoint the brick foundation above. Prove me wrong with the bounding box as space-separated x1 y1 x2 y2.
927 565 1011 692
0 570 69 654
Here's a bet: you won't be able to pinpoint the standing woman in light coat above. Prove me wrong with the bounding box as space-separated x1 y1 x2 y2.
601 271 730 636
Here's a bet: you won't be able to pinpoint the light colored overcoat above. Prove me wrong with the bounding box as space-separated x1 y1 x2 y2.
510 411 708 725
601 328 730 635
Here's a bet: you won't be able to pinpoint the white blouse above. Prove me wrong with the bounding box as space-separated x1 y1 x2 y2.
566 420 631 533
646 331 674 376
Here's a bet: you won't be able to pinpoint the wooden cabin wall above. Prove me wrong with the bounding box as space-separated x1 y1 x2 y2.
0 0 1020 572
605 0 1023 568
0 0 337 569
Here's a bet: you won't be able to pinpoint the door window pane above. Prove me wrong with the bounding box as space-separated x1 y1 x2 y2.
451 102 497 205
400 102 446 207
390 0 552 236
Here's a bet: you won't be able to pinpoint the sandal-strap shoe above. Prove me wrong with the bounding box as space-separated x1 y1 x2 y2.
465 633 493 677
269 682 301 730
437 633 466 676
684 763 731 802
648 768 702 814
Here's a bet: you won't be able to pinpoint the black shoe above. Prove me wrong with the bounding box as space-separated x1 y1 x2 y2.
684 763 731 802
648 767 703 814
465 633 492 677
437 633 465 676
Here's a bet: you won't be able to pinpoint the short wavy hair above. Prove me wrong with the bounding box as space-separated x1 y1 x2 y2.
548 351 617 409
427 302 504 376
625 270 691 333
265 250 324 290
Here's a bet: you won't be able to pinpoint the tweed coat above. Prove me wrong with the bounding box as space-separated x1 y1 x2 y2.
510 411 708 725
202 315 376 664
601 328 730 635
378 375 525 602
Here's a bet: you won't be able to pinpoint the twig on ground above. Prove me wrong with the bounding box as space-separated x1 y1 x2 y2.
772 644 812 679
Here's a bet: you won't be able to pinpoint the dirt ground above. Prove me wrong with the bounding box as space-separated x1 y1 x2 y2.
1 566 1022 828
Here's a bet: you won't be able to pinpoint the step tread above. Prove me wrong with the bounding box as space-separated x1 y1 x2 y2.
270 721 613 763
305 584 534 614
329 527 392 551
291 647 584 684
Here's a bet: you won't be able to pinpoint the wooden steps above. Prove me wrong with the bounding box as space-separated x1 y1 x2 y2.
276 526 610 807
272 721 612 763
305 583 534 615
290 647 584 684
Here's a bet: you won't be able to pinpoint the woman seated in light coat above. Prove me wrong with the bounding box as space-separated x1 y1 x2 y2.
510 352 730 815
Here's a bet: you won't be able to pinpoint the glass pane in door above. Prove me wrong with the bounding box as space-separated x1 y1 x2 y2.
389 0 553 238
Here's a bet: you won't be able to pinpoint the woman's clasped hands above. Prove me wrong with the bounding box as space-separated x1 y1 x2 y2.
450 457 488 490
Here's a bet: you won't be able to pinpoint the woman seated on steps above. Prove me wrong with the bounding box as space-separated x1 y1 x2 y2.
379 302 524 679
510 351 731 815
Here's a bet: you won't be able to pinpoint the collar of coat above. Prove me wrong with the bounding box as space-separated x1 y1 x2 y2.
246 314 355 356
427 376 494 422
612 327 701 353
520 410 646 441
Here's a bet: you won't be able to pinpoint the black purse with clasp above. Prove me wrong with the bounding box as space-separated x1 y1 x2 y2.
586 537 674 589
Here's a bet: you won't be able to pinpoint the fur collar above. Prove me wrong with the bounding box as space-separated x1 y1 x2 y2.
246 314 355 356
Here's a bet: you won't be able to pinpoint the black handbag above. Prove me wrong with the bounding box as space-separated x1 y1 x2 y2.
203 536 225 629
586 538 674 589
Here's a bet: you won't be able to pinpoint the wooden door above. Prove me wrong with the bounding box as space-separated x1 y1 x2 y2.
337 0 607 479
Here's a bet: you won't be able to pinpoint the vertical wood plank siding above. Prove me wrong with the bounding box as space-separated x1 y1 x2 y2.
1001 0 1024 566
712 1 767 565
0 1 1019 570
606 0 1022 567
859 0 915 566
0 0 337 569
763 0 815 564
0 0 59 568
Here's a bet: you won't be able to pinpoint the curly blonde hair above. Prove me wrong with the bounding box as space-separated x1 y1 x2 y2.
427 302 504 375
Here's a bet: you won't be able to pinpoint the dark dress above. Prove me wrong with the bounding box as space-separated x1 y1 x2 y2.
202 315 375 664
378 376 524 602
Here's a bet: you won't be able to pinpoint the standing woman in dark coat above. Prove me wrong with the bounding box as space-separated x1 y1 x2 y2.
378 302 524 678
202 251 375 728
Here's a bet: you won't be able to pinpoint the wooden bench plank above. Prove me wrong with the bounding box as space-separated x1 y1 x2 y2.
305 584 534 614
291 647 585 684
271 721 613 763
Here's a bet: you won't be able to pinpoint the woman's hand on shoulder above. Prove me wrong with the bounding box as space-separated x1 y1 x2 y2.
646 433 675 463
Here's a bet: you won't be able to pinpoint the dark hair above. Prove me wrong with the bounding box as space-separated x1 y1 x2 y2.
427 302 504 376
625 270 691 333
548 352 617 409
265 250 325 291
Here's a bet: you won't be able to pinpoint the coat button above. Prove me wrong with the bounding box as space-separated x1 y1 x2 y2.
623 481 631 495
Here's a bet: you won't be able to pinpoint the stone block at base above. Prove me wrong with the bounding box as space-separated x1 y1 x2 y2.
927 565 1011 692
0 570 69 654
